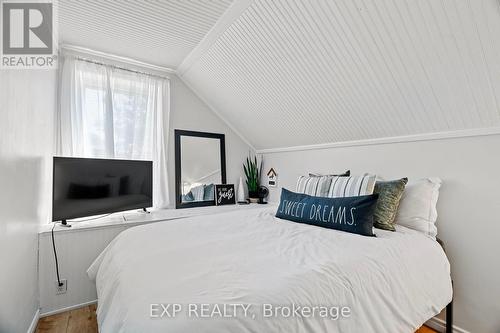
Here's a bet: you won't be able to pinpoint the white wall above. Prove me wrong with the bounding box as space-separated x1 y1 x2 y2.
168 75 252 204
0 70 56 333
260 134 500 333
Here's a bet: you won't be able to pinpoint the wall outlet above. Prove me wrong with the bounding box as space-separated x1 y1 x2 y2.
56 279 67 294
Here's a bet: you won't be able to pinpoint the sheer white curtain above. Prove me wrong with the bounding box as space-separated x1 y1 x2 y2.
57 55 170 208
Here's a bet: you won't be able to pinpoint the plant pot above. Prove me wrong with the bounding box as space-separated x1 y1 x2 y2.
249 190 259 203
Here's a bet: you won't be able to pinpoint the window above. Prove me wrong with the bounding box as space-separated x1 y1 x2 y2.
57 56 170 207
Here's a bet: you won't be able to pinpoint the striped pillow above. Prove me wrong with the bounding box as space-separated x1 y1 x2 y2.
327 175 376 198
190 184 205 201
296 175 333 197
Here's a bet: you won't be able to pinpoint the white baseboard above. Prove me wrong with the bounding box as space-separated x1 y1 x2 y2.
425 317 470 333
27 309 40 333
39 299 97 318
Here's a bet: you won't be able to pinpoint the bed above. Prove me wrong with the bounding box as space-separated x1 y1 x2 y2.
88 206 452 333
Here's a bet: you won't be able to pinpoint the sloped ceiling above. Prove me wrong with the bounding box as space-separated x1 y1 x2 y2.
178 0 500 150
59 0 233 68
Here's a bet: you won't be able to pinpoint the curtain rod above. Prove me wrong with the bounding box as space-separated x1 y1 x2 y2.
60 44 175 72
60 44 173 80
68 55 170 80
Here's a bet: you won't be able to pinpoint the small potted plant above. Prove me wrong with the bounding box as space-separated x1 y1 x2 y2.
243 154 262 203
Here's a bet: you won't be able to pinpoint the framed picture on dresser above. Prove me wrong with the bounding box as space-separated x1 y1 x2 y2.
215 184 236 206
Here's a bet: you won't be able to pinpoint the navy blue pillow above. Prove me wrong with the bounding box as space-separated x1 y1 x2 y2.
275 188 378 237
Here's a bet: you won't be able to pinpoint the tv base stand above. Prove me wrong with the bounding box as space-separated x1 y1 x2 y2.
60 220 72 227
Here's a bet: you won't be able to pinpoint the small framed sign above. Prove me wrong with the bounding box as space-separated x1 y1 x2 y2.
267 168 277 187
215 184 236 206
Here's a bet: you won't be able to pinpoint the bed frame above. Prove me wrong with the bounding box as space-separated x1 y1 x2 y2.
436 238 453 333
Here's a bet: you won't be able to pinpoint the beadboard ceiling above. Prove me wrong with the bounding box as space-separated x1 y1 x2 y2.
59 0 233 68
178 0 500 150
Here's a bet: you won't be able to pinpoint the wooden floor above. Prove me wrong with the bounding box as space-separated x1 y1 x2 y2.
36 305 97 333
36 304 436 333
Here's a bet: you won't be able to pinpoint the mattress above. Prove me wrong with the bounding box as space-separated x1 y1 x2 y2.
88 206 452 333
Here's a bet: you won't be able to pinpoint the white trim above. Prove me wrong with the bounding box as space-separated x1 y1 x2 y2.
425 317 471 333
40 300 97 318
256 127 500 154
176 75 256 151
60 44 175 74
177 0 255 76
27 309 39 333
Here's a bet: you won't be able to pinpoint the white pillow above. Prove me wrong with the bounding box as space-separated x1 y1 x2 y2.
394 178 441 239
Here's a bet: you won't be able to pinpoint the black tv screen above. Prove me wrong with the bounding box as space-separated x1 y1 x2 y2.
52 157 153 222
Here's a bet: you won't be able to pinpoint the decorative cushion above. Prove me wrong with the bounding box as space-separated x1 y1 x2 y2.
275 188 378 237
327 174 376 198
296 171 350 197
182 192 194 202
189 184 205 201
373 178 408 231
394 178 441 239
203 183 215 201
296 175 334 197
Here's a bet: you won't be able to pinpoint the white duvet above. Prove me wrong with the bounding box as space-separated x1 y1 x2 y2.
88 206 452 333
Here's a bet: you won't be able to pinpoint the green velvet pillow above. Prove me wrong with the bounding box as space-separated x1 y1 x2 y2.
373 178 408 231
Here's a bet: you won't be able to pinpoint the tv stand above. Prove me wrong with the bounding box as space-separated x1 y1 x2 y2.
142 208 151 214
60 220 72 227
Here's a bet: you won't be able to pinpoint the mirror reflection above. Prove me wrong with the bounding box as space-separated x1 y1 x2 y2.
180 136 221 203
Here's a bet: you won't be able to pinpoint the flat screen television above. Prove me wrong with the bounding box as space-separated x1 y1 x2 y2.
52 157 153 222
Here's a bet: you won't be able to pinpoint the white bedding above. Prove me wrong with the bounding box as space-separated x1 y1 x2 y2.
88 206 452 333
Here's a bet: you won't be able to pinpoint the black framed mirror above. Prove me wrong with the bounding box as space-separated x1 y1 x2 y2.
175 129 227 209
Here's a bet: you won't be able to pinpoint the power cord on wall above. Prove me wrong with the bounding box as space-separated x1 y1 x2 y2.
51 213 113 287
51 223 63 287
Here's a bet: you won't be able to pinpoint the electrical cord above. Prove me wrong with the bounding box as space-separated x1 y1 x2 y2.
51 213 112 288
51 223 63 287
